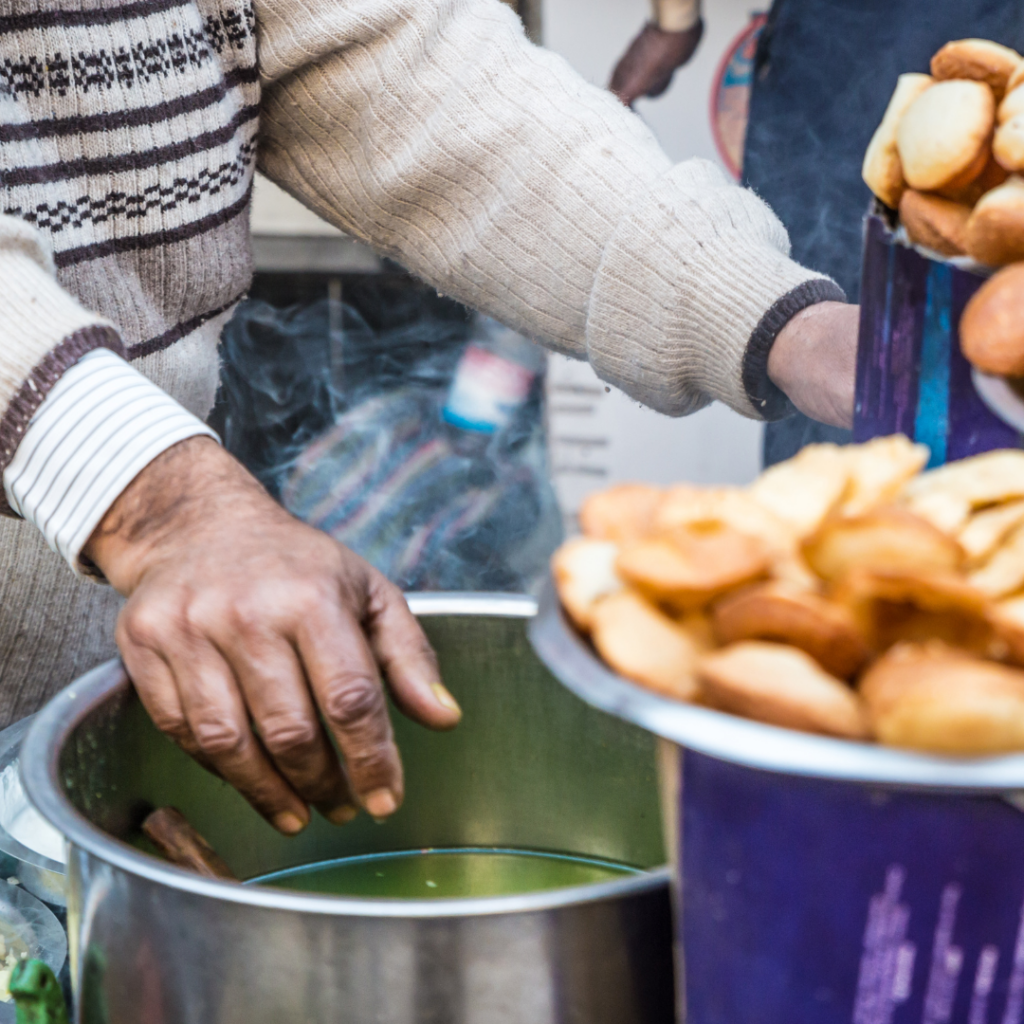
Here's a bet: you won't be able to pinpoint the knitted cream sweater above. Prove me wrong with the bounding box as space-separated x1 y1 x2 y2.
0 0 840 721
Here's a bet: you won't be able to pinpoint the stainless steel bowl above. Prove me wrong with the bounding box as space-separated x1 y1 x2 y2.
529 579 1024 788
0 718 65 907
21 594 674 1024
0 881 67 1024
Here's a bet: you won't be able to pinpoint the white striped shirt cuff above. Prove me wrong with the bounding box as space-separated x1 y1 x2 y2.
3 348 218 576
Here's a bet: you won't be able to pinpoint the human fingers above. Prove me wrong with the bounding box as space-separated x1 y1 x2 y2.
297 600 403 820
216 628 357 825
120 596 310 834
117 624 213 768
362 573 461 729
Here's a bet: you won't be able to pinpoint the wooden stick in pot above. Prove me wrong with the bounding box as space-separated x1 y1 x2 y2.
141 807 237 881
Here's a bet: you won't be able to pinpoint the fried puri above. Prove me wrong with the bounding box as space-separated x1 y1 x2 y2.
590 589 707 702
840 434 930 516
862 73 934 208
551 537 622 631
578 484 664 542
616 521 771 612
712 580 870 678
696 641 870 739
931 39 1023 99
837 569 993 654
899 190 972 256
897 80 994 193
860 641 1024 754
747 443 851 538
960 262 1024 375
802 507 963 583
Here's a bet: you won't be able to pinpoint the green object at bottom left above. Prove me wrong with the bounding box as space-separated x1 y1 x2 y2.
9 960 69 1024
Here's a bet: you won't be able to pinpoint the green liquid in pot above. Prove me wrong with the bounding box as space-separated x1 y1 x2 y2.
250 848 640 899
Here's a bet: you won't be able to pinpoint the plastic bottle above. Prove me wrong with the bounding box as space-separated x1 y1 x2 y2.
442 316 546 452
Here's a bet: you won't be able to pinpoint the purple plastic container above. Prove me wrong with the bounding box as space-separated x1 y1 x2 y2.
531 583 1024 1024
854 209 1020 465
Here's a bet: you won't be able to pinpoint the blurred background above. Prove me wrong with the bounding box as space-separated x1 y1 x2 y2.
218 0 766 593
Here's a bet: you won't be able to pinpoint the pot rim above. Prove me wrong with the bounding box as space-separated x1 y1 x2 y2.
21 592 671 919
529 577 1024 791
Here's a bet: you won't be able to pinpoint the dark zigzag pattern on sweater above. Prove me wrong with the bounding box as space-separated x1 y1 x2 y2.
4 137 255 232
0 3 254 100
55 181 251 266
0 64 259 141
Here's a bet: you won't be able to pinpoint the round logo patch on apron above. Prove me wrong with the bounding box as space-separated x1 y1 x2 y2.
710 12 767 179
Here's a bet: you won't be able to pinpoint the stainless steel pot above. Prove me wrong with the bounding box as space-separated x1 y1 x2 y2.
21 594 674 1024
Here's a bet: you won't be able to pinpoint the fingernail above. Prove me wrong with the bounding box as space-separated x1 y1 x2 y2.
273 811 308 836
431 683 462 716
326 804 359 826
364 787 397 819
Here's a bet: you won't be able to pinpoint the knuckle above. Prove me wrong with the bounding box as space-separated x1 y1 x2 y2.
304 579 338 611
119 602 167 650
192 718 248 759
323 676 385 731
367 574 402 614
259 713 319 758
412 638 440 671
181 597 215 639
281 581 335 627
345 742 393 780
150 709 190 742
226 598 265 637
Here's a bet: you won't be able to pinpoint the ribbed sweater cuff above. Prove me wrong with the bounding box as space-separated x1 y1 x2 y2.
586 159 842 420
0 224 128 493
0 326 126 490
742 279 848 421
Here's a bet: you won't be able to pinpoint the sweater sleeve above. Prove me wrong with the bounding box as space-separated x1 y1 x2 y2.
0 83 217 570
0 212 125 479
254 0 843 420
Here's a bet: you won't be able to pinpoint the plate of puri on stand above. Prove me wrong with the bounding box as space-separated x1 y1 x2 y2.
531 435 1024 1022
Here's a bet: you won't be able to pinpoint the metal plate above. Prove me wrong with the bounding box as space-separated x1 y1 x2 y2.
529 577 1024 791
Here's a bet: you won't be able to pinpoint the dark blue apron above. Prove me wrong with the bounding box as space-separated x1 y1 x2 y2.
743 0 1024 465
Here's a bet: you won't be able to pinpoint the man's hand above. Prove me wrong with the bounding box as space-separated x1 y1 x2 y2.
85 437 461 834
767 302 859 430
609 20 704 107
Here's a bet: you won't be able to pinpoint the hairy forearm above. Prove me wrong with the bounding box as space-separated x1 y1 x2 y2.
84 436 273 592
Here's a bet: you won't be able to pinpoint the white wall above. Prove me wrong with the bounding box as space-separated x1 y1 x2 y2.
542 0 769 529
251 176 344 237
